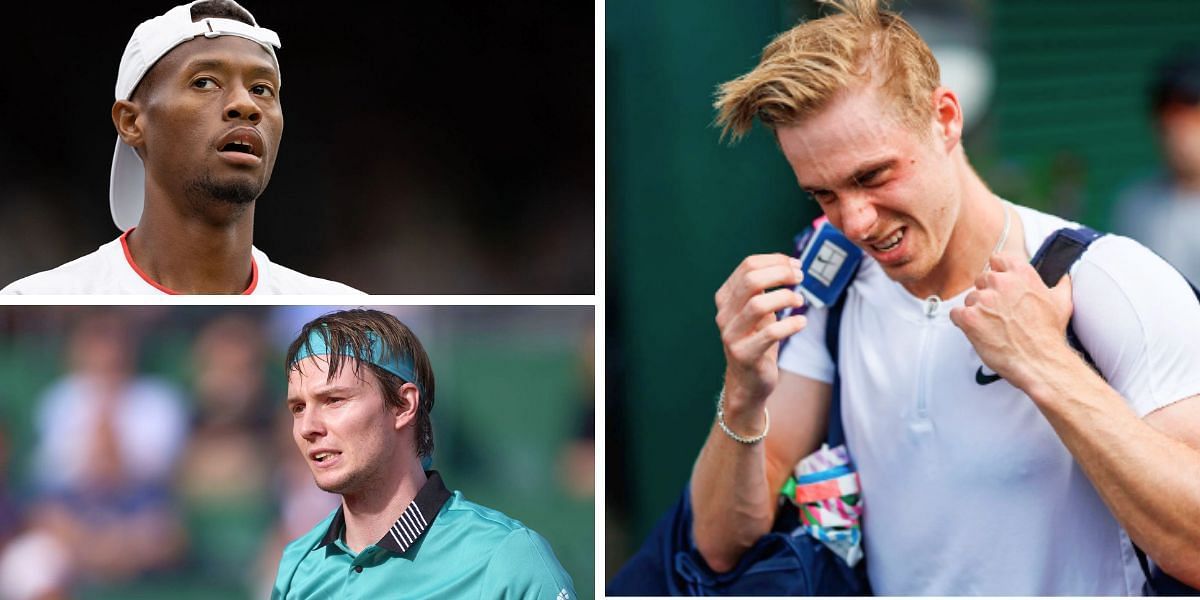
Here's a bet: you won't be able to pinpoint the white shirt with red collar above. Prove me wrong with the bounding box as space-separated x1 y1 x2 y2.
1 230 362 295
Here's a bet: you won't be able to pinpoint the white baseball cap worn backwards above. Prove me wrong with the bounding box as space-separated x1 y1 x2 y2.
110 0 282 231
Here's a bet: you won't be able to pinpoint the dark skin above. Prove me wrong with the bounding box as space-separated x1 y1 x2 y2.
112 35 283 294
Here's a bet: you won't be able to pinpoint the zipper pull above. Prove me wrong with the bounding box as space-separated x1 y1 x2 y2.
923 295 941 318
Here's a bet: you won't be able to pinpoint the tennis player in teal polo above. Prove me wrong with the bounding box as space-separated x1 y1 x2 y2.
272 309 576 599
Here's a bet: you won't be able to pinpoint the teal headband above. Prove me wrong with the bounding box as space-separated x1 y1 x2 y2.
294 327 423 396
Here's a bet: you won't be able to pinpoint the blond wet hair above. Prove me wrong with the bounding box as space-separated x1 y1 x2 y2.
714 0 941 143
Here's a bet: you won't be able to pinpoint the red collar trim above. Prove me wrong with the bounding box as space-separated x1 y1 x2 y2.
119 228 258 295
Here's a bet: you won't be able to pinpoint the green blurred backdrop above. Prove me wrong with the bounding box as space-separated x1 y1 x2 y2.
606 0 1200 580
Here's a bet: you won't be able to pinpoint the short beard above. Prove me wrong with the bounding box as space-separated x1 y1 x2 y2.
183 172 261 223
314 463 379 498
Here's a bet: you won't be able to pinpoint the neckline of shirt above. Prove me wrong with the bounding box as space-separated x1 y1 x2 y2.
864 202 1045 322
316 470 453 556
118 228 259 295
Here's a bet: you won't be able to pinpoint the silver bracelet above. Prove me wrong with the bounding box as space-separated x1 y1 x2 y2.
716 387 769 444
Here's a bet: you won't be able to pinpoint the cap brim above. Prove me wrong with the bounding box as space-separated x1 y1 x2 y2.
109 138 144 232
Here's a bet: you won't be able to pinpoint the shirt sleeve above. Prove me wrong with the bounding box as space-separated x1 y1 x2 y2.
270 533 315 600
270 542 300 600
1071 235 1200 417
480 528 576 600
270 559 289 599
777 303 835 384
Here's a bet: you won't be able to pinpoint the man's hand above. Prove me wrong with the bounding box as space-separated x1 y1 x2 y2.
949 253 1076 391
714 254 807 416
696 254 817 572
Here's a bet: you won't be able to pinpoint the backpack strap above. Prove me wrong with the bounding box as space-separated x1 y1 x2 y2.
1135 546 1157 596
1030 226 1103 287
824 282 852 448
1031 226 1104 369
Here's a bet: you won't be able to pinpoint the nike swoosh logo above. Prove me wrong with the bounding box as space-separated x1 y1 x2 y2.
975 366 1002 385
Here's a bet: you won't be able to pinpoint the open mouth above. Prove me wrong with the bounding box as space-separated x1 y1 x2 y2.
220 140 256 155
215 128 264 159
870 227 905 253
312 451 341 463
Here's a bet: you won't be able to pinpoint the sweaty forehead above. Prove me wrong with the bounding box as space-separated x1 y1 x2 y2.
777 89 913 187
135 35 279 99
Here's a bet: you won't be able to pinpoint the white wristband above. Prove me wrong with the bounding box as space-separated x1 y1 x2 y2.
716 387 769 444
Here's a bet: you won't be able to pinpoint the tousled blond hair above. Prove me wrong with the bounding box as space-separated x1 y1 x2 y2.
714 0 940 143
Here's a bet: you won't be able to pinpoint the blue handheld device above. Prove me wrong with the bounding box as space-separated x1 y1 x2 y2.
793 217 863 309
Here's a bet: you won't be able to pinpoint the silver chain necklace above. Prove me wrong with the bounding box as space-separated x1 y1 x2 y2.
923 200 1011 317
981 200 1012 275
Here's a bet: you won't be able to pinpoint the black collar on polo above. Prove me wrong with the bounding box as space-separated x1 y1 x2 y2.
317 470 452 554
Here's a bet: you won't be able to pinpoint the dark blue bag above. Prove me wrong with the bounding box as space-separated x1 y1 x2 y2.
606 485 869 596
606 258 870 596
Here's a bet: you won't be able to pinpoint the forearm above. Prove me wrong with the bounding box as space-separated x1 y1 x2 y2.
1024 350 1200 585
690 392 777 573
697 253 813 572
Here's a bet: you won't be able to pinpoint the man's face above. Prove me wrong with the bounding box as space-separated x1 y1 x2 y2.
133 35 283 208
1159 101 1200 180
287 357 401 496
777 86 960 287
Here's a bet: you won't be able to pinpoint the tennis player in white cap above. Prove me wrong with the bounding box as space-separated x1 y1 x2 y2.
2 0 362 294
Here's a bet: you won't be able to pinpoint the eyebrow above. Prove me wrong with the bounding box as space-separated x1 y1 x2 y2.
802 158 898 193
184 58 279 82
285 385 359 404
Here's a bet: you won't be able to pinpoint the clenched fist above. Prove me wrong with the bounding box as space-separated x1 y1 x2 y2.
949 252 1076 392
715 254 808 417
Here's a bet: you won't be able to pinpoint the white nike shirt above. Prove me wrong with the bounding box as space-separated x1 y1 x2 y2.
779 203 1200 595
0 232 362 295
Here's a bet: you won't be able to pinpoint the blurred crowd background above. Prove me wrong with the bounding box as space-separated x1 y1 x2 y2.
607 0 1200 580
0 305 594 599
0 1 594 294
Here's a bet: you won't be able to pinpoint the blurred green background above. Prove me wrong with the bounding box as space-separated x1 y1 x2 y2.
0 305 593 599
606 0 1200 580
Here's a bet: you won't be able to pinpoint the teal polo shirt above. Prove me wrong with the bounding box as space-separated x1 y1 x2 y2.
272 471 577 599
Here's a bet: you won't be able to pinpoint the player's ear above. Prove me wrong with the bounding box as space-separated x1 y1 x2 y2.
931 86 963 153
112 99 144 150
391 382 420 431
